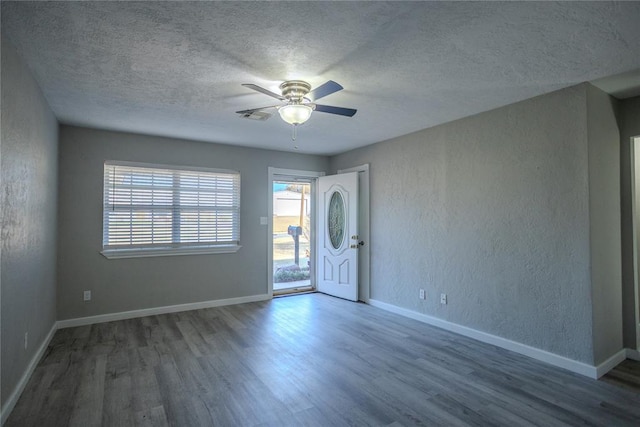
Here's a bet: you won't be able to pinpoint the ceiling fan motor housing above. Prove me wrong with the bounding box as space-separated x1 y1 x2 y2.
279 80 311 103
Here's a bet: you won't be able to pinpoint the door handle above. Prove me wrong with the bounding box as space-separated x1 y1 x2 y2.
359 241 365 246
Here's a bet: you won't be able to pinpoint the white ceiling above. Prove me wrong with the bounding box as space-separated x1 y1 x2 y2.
2 1 640 155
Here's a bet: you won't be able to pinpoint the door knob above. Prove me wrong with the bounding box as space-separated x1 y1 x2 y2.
359 241 365 246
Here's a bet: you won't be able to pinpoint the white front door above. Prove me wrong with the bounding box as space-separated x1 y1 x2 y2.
317 172 359 301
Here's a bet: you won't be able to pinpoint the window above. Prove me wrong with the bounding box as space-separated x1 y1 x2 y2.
102 161 240 258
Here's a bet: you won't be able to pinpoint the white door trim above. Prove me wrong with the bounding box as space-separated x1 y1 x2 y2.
267 167 325 297
631 138 640 350
338 164 370 303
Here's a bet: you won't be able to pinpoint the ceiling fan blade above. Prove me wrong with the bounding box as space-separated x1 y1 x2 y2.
241 84 285 100
307 80 343 101
235 105 279 114
313 104 357 117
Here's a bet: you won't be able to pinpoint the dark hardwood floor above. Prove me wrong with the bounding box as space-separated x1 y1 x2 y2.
602 359 640 393
7 293 640 426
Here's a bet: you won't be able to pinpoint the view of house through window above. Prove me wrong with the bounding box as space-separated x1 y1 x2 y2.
273 180 312 292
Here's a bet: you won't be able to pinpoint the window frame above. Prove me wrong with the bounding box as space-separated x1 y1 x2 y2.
101 161 241 259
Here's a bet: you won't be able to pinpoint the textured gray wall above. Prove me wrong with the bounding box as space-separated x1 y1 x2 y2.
585 84 622 365
330 84 600 363
1 38 59 408
620 96 640 350
57 126 329 320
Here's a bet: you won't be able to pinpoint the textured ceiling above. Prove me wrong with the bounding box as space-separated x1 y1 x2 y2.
2 1 640 155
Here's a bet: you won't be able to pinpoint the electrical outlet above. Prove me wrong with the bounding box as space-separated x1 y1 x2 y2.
419 289 426 300
440 293 447 305
83 290 91 301
24 332 28 350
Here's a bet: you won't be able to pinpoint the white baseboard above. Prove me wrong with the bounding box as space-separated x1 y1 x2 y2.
1 322 58 425
626 348 640 361
57 293 271 329
595 350 627 378
368 299 626 379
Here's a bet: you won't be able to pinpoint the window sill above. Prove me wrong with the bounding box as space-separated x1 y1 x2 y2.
101 245 242 259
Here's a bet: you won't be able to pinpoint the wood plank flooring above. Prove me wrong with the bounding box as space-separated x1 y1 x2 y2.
6 293 640 426
602 359 640 393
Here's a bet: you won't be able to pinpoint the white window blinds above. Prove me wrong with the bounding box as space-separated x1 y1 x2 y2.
103 162 240 255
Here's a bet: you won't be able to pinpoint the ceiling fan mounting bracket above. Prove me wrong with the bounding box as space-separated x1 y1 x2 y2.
279 80 311 103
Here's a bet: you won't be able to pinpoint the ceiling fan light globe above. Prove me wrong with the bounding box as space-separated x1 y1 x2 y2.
278 104 313 125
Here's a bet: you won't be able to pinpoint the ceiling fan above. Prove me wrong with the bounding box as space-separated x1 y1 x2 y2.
236 80 357 140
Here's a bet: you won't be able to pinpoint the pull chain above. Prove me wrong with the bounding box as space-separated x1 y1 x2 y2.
292 124 298 150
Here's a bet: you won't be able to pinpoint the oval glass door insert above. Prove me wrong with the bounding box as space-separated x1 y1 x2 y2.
328 191 345 249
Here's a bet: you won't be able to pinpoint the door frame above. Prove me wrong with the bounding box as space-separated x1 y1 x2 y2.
337 164 370 303
267 167 324 297
631 138 640 351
